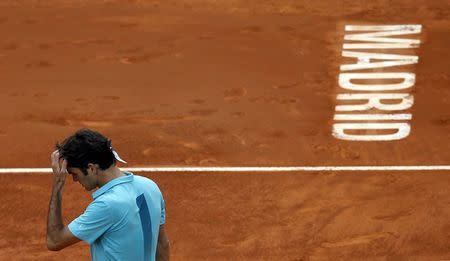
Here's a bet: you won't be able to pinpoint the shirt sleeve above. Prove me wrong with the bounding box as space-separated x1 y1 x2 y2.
160 196 166 225
68 199 113 245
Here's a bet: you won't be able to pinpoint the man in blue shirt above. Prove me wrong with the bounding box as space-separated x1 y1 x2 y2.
46 129 170 261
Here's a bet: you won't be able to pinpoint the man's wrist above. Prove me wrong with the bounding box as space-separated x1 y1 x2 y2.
52 179 65 191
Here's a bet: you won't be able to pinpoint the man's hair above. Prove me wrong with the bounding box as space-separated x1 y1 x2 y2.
56 128 116 175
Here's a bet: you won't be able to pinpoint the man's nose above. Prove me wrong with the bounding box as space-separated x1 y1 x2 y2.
72 175 77 182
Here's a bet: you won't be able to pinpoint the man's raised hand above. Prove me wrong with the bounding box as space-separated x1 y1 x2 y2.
51 150 68 185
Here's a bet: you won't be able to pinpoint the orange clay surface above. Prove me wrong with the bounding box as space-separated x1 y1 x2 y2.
0 0 449 260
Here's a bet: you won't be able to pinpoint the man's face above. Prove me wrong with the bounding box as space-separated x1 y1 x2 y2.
67 167 98 191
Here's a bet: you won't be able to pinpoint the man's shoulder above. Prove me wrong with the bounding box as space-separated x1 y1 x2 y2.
93 191 122 207
132 174 162 195
95 184 133 205
93 191 136 219
130 174 157 187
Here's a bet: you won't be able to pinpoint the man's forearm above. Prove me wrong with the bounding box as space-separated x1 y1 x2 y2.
47 182 64 245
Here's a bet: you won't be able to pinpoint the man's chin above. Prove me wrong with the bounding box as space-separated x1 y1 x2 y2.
81 185 91 191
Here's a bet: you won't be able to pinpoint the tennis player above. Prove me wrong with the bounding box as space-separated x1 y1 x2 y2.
46 128 170 261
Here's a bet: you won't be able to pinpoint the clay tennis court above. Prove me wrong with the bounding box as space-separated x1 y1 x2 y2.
1 0 449 260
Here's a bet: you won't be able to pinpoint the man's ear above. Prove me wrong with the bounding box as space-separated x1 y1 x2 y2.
86 163 99 175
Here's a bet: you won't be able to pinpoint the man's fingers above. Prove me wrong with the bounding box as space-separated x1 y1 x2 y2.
51 152 59 173
51 150 67 174
51 150 59 157
61 159 68 174
51 150 57 161
51 150 59 164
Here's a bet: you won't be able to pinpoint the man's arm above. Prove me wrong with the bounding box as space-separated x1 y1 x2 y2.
46 151 80 251
156 225 170 261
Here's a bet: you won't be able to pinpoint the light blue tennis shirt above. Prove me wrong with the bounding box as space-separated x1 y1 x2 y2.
68 172 165 261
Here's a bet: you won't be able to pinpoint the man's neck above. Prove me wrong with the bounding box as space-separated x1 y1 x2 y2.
97 166 125 187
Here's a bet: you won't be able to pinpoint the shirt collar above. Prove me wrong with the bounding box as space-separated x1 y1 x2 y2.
92 172 134 199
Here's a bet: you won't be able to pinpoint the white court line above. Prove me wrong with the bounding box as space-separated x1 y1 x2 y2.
0 165 449 174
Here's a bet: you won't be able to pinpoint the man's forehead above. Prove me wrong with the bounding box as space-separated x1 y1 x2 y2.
67 167 80 174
